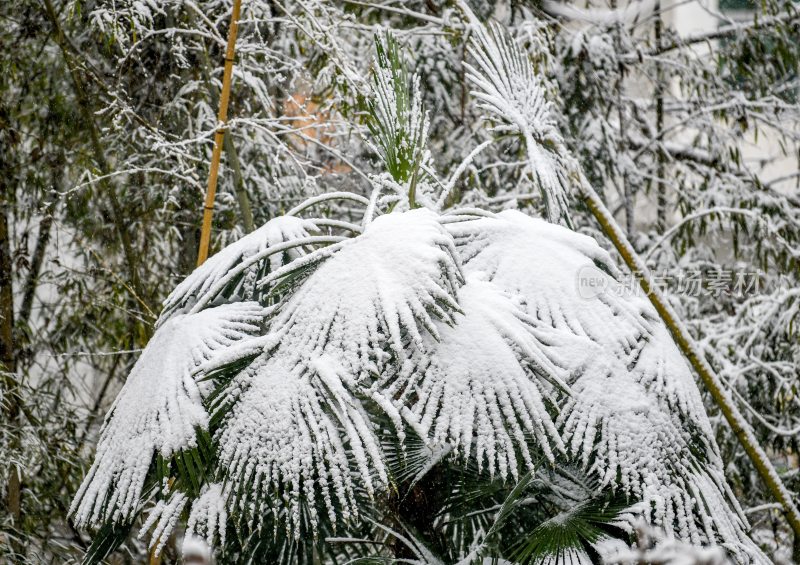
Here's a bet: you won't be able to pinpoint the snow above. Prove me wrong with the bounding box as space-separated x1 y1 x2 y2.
261 208 461 376
186 482 227 549
70 302 266 528
446 210 766 559
159 215 320 321
448 210 649 354
74 207 768 560
213 209 461 535
464 22 573 225
139 492 188 555
215 356 377 536
388 277 566 477
182 535 212 561
601 522 732 565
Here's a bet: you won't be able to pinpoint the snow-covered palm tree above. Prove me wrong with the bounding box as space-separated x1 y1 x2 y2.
71 29 768 565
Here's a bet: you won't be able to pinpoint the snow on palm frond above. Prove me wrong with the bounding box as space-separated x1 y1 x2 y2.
73 203 768 562
602 522 731 565
214 355 376 536
465 21 573 225
558 364 744 546
185 482 228 550
70 302 266 528
448 210 651 354
549 320 763 558
447 210 763 559
139 491 188 555
264 208 461 375
385 277 566 479
159 216 325 322
213 209 462 535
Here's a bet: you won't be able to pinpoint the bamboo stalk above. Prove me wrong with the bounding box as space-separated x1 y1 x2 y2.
191 6 255 235
224 104 255 233
197 0 243 266
577 172 800 543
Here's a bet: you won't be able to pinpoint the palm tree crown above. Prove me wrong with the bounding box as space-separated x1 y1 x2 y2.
71 27 768 565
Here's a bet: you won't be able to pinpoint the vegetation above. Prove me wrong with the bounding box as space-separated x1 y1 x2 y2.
1 0 798 562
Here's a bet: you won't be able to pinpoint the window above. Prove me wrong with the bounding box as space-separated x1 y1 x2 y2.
718 0 756 11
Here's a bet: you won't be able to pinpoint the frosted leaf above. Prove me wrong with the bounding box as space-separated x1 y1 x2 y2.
449 210 650 354
546 319 763 557
262 209 462 379
634 324 716 441
139 492 188 556
366 34 438 209
465 23 573 224
214 209 462 534
215 355 382 537
601 521 735 565
160 216 320 322
70 302 266 528
186 482 228 549
386 277 566 478
556 356 714 535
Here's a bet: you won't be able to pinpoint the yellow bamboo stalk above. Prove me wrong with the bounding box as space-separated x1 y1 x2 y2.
197 0 243 267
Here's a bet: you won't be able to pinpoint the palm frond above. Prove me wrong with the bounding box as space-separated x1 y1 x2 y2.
160 215 331 321
447 210 765 560
80 521 135 565
138 491 188 555
385 277 566 479
448 210 650 354
364 33 435 209
185 482 228 550
70 302 266 529
507 498 623 565
465 21 573 225
213 209 462 536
